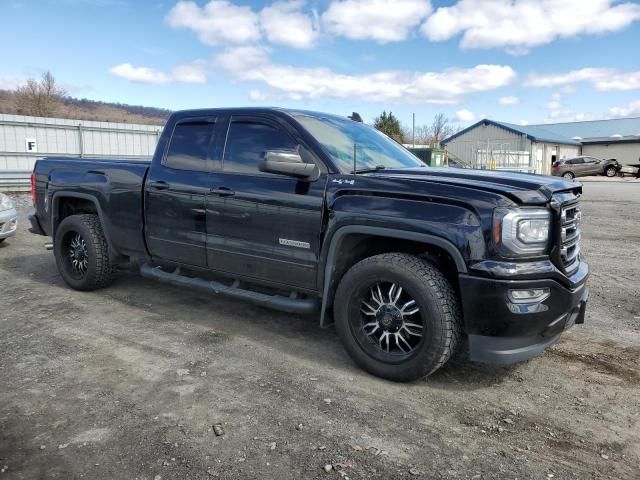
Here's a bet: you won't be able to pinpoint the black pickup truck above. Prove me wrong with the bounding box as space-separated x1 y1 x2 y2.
29 108 589 381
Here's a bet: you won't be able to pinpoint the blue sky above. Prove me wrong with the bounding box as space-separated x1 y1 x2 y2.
2 0 640 129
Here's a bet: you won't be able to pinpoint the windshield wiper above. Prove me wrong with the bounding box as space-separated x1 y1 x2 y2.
351 165 387 174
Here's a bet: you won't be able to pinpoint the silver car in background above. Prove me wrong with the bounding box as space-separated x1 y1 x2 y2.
0 193 17 243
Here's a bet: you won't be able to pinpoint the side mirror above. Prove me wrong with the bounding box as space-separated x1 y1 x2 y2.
259 151 320 181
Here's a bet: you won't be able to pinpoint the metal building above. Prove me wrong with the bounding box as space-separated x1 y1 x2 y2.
0 114 162 191
442 119 581 175
442 117 640 176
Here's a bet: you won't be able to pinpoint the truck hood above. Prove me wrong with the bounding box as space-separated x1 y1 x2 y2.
367 167 581 204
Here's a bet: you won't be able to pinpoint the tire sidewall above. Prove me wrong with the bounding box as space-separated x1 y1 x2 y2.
54 215 104 291
563 172 574 180
605 166 616 177
334 256 454 381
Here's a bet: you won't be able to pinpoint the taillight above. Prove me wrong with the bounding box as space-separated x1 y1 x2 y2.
30 171 36 206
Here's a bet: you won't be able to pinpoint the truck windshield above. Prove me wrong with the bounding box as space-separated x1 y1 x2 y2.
293 113 425 173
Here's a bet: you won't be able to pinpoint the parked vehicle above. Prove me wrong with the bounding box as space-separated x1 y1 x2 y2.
617 165 640 177
552 156 619 179
0 193 17 243
28 108 589 382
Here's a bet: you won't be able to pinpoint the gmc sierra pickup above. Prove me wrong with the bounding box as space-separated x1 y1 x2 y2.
29 108 589 381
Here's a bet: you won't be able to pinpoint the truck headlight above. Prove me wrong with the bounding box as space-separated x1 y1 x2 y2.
493 208 551 256
0 193 14 212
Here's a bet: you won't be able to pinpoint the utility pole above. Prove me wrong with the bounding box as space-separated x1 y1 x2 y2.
412 113 415 148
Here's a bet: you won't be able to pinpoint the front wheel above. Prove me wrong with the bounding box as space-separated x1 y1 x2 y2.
54 214 114 291
563 171 575 180
604 165 617 177
334 253 462 382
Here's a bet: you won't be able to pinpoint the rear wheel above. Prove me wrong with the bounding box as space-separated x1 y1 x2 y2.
562 171 575 180
334 253 462 382
54 214 114 291
604 165 617 177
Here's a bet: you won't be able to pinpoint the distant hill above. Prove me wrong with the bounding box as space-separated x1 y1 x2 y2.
0 89 170 125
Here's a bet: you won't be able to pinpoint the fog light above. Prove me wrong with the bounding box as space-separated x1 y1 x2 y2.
508 288 550 304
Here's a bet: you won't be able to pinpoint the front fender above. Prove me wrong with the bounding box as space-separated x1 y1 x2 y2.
318 224 470 327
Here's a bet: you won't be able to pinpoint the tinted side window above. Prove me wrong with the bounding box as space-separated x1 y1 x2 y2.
223 120 297 174
164 121 215 171
569 158 584 164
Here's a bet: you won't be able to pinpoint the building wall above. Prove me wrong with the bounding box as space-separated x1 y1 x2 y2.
582 143 640 166
0 114 162 190
520 142 580 175
444 123 531 168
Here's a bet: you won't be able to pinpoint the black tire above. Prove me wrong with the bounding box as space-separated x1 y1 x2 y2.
334 253 462 382
54 214 114 291
562 171 575 180
0 238 5 244
604 165 617 177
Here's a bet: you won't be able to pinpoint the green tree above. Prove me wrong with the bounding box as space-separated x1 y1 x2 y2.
373 111 404 143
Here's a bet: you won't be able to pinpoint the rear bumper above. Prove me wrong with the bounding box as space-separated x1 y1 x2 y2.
459 260 589 364
28 211 46 236
0 208 18 239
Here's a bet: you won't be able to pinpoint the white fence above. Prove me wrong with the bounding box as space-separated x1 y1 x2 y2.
0 114 162 191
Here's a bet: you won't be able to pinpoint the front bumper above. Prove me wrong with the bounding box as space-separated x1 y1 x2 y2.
460 260 589 364
0 208 18 239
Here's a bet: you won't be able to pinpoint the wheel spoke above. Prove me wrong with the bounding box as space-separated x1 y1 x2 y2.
389 283 402 305
376 284 384 305
402 325 423 337
401 299 419 316
395 332 412 352
360 300 378 316
370 286 383 306
363 321 378 333
379 331 390 352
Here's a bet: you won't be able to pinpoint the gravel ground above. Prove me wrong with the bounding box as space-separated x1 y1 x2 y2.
0 181 638 480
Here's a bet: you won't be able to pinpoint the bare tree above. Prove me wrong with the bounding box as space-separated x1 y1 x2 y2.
430 113 456 147
14 71 66 117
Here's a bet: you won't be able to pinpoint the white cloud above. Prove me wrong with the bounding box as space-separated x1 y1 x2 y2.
171 62 208 83
608 99 640 118
322 0 432 43
248 89 271 102
524 68 612 87
518 120 529 126
525 68 640 91
498 95 519 105
109 64 170 84
166 0 260 46
455 109 475 122
0 76 25 90
260 1 319 48
109 62 207 84
215 46 515 104
595 71 640 92
546 100 561 110
421 0 640 54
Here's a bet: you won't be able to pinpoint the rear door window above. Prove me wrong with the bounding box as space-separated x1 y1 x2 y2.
164 120 216 171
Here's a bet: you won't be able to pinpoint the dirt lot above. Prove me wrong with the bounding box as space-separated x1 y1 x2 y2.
1 180 638 480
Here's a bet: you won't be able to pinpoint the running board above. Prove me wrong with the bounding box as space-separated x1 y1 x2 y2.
140 264 318 315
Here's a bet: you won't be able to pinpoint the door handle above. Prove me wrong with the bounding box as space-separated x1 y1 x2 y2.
148 180 170 190
210 187 235 197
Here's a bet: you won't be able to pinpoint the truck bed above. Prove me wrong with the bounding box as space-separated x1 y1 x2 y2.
33 156 150 258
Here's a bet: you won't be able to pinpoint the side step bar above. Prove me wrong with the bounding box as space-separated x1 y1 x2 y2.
140 264 319 315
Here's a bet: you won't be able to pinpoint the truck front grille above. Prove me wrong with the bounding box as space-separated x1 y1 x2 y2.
558 202 581 274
